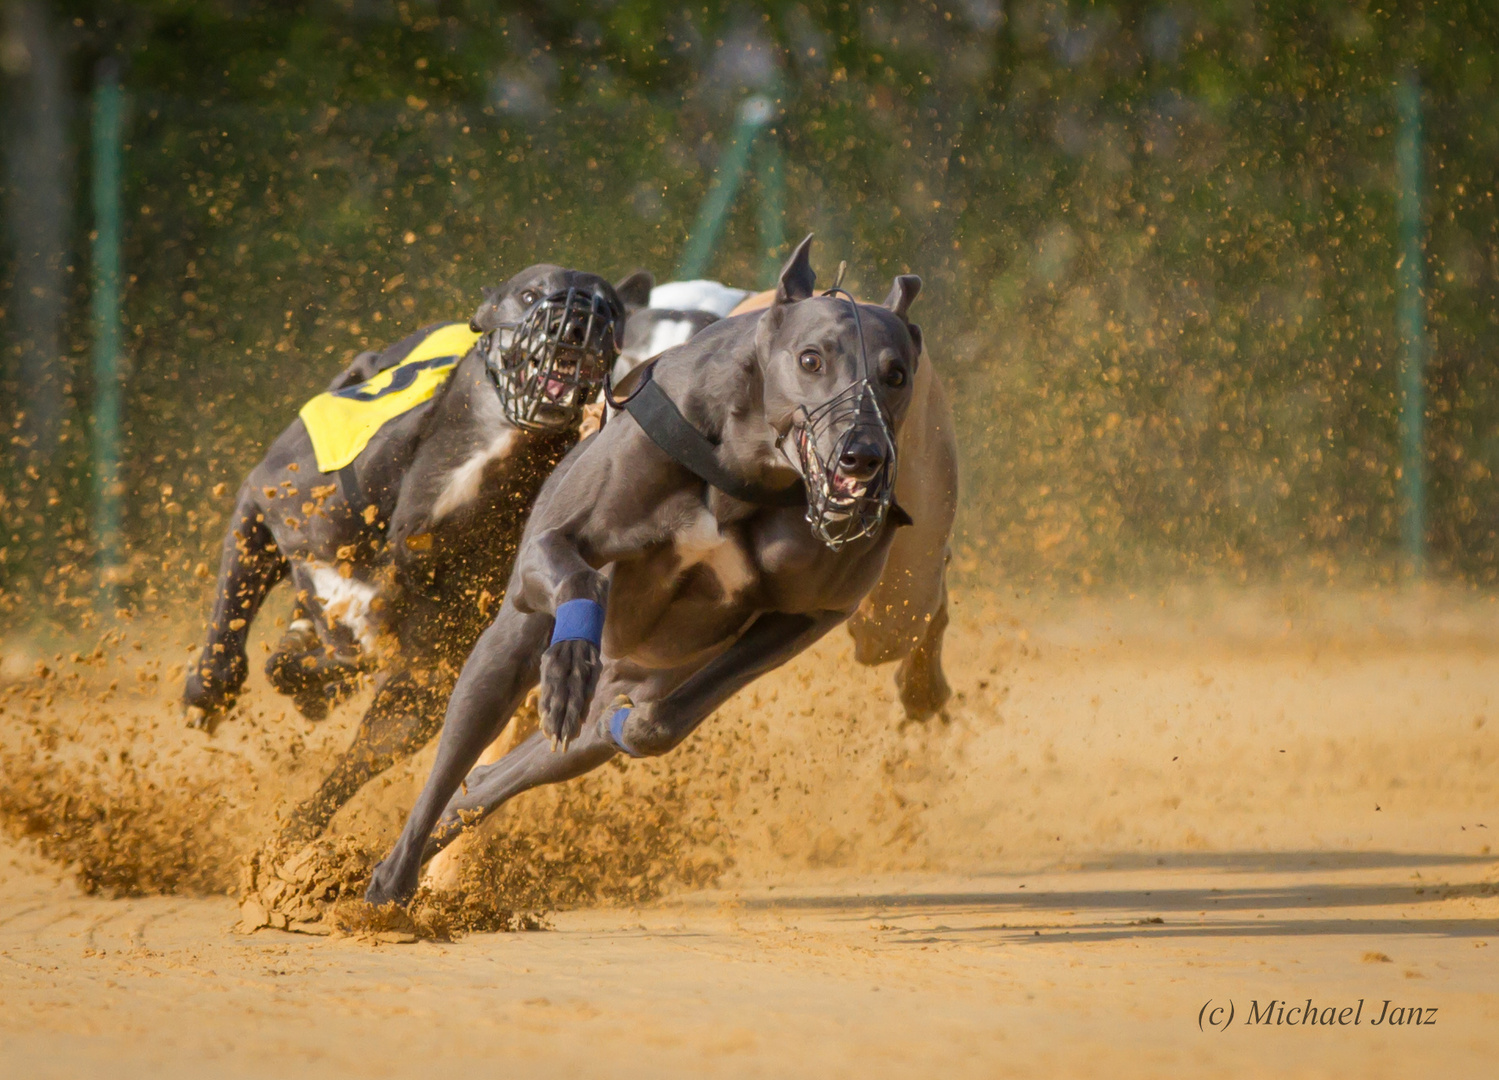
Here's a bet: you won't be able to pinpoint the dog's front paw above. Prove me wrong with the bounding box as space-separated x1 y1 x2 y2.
538 638 601 751
364 856 420 908
183 648 248 732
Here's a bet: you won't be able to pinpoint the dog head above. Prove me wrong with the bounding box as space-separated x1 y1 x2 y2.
470 264 649 432
753 235 922 549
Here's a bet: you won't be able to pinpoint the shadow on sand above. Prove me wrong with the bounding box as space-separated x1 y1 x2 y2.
739 850 1498 944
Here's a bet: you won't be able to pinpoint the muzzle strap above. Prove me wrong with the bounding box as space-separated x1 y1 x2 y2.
623 369 804 508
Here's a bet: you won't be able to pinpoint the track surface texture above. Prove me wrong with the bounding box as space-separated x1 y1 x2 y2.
2 585 1497 1078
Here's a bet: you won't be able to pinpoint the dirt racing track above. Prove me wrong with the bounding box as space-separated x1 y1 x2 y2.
1 587 1497 1078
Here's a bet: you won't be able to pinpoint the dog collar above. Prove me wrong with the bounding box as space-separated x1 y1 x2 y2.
607 364 804 508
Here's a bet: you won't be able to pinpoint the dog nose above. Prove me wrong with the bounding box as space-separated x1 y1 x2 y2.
837 441 886 481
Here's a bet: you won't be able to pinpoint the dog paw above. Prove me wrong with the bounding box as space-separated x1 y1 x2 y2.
364 857 420 908
184 704 214 733
183 699 234 735
538 638 601 751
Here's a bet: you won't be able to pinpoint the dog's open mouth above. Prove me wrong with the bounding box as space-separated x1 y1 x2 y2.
829 473 869 500
486 286 621 432
787 384 898 550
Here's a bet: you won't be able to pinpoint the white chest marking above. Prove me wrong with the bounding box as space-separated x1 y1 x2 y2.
306 561 380 652
431 427 522 523
673 510 755 597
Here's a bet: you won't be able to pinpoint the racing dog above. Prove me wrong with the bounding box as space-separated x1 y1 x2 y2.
183 263 650 844
614 281 958 720
366 235 929 904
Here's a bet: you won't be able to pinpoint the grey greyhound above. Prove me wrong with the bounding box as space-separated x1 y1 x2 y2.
624 283 957 721
183 263 651 845
365 236 927 905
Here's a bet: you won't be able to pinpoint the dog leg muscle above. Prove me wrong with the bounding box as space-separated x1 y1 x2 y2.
420 726 616 864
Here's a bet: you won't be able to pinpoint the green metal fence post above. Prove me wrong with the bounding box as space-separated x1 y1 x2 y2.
1395 73 1427 578
677 94 774 280
756 122 786 287
91 58 125 612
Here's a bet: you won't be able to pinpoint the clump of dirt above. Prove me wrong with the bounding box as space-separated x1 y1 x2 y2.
0 617 948 927
238 836 547 940
238 836 374 934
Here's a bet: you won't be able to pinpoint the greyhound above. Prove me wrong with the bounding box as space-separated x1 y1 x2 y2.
615 282 958 720
182 263 651 845
365 235 928 905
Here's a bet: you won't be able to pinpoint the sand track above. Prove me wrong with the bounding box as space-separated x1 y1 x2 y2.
2 586 1497 1077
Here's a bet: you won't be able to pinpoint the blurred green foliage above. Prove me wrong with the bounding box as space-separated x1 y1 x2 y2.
4 1 1499 632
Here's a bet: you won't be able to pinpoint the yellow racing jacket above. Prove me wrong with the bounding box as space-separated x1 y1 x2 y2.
299 322 482 473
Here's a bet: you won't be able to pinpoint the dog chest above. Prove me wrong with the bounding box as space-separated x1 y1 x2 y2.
671 509 756 598
430 427 523 523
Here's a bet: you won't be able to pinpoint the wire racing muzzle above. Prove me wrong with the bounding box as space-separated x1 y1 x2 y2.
483 287 621 432
782 287 898 551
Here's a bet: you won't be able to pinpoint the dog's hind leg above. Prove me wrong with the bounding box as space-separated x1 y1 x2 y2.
419 724 617 864
276 665 453 846
365 601 551 906
184 485 287 731
264 563 363 722
894 577 951 722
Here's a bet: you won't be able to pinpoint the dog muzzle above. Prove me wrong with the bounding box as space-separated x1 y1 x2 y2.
784 377 898 551
482 287 621 432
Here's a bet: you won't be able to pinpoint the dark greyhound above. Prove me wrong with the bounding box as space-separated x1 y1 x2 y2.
183 263 651 845
365 236 928 905
616 284 958 721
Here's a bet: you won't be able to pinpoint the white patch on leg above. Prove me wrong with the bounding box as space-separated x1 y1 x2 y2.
431 427 522 523
305 562 380 653
673 509 755 596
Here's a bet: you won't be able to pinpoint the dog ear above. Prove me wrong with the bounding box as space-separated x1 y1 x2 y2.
774 234 816 304
905 321 923 356
614 269 654 312
882 274 921 321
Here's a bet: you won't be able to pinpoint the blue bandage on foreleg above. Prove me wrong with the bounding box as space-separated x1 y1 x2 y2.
551 598 605 648
607 706 643 758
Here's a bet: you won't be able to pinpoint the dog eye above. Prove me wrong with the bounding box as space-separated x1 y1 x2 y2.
798 350 822 373
521 290 538 306
884 367 907 388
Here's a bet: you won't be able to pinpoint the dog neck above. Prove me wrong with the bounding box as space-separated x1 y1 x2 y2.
651 331 801 499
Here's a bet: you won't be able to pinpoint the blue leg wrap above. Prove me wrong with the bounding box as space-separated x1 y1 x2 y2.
552 598 605 647
606 706 643 758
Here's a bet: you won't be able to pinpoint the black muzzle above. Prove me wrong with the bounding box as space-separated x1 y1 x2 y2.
786 375 897 551
483 287 621 432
